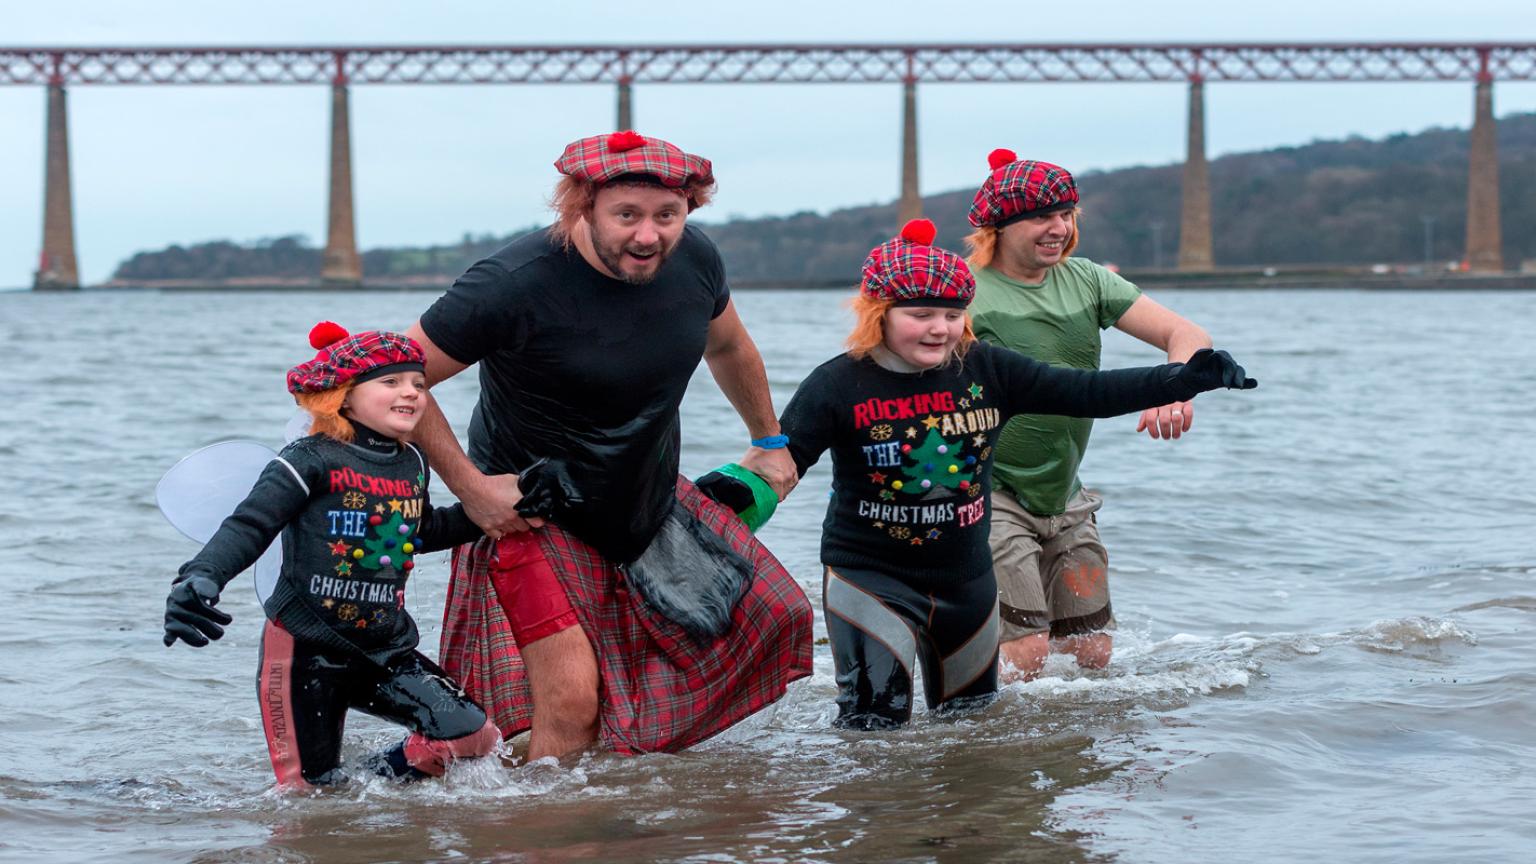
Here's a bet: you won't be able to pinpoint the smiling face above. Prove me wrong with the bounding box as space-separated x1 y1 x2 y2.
883 305 968 370
342 371 428 439
994 208 1076 282
585 183 689 284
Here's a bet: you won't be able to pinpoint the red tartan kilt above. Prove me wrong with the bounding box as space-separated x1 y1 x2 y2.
438 476 813 754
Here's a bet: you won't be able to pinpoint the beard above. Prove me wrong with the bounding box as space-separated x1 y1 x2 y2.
590 222 678 286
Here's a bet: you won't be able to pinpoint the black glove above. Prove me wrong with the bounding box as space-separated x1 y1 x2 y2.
515 458 584 522
163 572 232 647
1172 348 1258 395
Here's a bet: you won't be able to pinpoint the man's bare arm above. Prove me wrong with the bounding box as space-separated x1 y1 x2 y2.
405 322 539 534
703 300 798 498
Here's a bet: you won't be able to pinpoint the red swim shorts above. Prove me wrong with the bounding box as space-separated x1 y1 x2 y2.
489 532 580 646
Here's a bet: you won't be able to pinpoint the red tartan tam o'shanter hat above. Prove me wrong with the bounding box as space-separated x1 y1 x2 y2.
860 219 976 308
967 149 1079 229
286 321 425 394
554 130 715 208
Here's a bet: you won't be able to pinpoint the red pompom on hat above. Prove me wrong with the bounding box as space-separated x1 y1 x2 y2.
901 217 937 246
308 320 349 349
860 219 975 308
554 130 715 209
987 148 1017 171
968 151 1079 229
607 130 648 152
286 323 426 394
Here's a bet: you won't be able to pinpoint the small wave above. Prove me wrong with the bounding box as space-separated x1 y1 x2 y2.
1349 616 1478 653
1452 596 1536 614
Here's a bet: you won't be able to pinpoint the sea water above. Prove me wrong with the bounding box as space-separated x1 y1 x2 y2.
1 287 1531 863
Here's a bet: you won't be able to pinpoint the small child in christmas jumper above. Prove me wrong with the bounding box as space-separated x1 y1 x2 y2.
162 322 499 789
778 220 1256 729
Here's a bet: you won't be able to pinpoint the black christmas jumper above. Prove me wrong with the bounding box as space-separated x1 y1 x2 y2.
780 343 1200 727
779 342 1202 589
179 425 481 666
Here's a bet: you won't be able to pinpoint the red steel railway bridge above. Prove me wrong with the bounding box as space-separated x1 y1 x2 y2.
5 42 1534 289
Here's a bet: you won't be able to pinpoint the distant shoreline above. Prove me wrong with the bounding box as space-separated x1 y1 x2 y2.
60 269 1536 293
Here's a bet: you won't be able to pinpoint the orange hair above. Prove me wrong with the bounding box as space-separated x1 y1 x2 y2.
963 207 1082 270
845 290 977 366
548 174 717 249
294 384 355 443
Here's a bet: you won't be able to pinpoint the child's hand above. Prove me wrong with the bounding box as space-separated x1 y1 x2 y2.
163 573 232 648
1173 349 1258 393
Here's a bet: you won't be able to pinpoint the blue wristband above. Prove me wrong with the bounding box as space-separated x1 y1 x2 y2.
751 434 790 450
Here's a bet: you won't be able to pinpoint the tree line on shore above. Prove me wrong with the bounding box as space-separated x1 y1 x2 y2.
111 113 1536 284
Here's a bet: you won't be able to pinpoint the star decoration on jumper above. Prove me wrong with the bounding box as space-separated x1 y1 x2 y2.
921 415 941 430
388 498 403 513
905 427 918 439
374 503 386 514
873 520 886 529
910 537 924 546
870 424 894 441
879 489 896 501
972 434 987 448
868 471 887 485
926 528 942 540
334 561 353 576
959 398 972 409
968 382 984 400
342 491 367 510
328 540 351 556
321 598 335 609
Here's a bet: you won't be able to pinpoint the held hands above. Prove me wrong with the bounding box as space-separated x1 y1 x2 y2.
163 573 232 647
461 472 545 540
739 446 798 501
1172 348 1258 395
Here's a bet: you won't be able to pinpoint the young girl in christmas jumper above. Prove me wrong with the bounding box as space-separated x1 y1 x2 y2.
778 220 1256 729
162 322 499 789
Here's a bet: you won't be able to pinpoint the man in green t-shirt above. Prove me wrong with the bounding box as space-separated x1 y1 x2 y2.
964 150 1216 681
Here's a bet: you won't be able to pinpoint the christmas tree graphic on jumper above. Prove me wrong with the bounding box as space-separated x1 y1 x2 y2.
355 511 416 572
892 429 976 498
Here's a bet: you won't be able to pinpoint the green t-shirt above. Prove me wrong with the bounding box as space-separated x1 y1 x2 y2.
969 257 1141 515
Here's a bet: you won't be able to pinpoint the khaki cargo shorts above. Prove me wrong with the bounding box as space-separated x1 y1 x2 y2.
989 487 1113 642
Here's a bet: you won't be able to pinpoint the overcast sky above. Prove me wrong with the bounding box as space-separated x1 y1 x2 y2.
3 0 1536 288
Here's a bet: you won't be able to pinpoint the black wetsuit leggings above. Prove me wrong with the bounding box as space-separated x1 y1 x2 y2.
257 620 497 787
822 565 1001 729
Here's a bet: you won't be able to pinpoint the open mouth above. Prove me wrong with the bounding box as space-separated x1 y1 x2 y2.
391 406 416 416
626 248 660 262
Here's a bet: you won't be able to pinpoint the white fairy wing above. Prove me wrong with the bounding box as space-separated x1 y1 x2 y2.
284 411 311 444
156 440 284 605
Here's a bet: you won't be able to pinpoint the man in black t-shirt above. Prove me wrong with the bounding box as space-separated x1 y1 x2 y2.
404 131 810 760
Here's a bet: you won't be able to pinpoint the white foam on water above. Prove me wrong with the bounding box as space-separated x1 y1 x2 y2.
997 614 1476 709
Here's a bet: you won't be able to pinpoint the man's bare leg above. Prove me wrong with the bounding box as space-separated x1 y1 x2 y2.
998 632 1050 683
1055 632 1112 670
520 624 600 761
